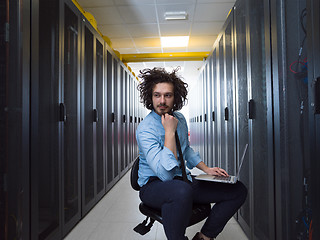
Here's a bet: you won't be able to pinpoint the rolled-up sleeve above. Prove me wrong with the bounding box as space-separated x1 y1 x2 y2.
185 146 202 169
136 129 179 181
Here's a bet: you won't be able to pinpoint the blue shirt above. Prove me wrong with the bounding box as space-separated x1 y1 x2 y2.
136 110 202 187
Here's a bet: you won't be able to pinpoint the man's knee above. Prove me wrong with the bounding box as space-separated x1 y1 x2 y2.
171 180 193 202
236 181 248 203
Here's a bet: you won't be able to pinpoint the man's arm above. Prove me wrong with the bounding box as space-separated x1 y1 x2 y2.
162 113 178 160
196 161 229 177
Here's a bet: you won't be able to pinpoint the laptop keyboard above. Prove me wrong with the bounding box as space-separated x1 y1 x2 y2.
214 176 231 181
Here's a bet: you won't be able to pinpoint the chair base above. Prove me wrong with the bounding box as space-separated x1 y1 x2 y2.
133 216 155 235
134 202 211 235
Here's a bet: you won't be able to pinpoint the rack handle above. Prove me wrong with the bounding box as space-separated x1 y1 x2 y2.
248 99 255 119
93 109 99 122
59 103 67 122
315 77 320 114
225 107 229 121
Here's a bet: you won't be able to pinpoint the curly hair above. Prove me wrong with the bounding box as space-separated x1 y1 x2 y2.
137 67 188 111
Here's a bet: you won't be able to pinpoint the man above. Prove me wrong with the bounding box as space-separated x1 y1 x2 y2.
136 67 247 240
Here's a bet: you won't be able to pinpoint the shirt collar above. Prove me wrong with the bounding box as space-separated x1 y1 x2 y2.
151 110 162 121
151 110 177 121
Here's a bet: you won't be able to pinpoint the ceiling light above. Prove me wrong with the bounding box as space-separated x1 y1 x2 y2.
164 11 188 20
161 36 189 48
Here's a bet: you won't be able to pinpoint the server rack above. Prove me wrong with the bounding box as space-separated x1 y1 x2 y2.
212 49 219 167
3 0 142 238
190 0 315 239
81 15 106 215
307 0 320 238
5 0 31 239
206 58 214 168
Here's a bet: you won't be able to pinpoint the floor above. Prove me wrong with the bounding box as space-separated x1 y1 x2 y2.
64 171 249 240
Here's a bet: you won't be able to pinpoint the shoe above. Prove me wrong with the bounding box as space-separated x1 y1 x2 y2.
192 232 214 240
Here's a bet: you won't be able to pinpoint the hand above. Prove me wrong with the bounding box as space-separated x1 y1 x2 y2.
161 113 178 133
205 167 229 177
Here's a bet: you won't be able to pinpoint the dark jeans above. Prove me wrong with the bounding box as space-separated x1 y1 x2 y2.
139 177 247 240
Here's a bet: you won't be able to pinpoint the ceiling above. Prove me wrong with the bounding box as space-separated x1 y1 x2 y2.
76 0 235 87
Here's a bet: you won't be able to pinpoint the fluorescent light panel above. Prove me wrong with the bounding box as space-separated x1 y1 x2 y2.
164 11 188 20
161 36 189 48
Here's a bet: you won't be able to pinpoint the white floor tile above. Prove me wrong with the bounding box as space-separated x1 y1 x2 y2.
64 171 248 240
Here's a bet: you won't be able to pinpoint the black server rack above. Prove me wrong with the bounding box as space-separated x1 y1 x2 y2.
113 58 119 181
189 0 316 239
308 0 320 238
106 50 114 187
218 34 225 170
0 0 6 236
31 0 62 238
206 59 214 168
95 36 105 200
81 16 106 215
3 0 142 239
212 50 219 167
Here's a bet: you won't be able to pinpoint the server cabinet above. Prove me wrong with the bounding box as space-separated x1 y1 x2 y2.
233 0 250 234
218 35 225 169
212 50 219 167
0 0 8 236
203 65 208 165
211 49 219 166
125 72 130 167
106 50 114 186
271 0 310 239
207 57 214 168
81 20 105 214
95 37 105 199
31 1 82 238
32 0 61 238
128 75 133 164
113 58 119 180
82 23 95 212
247 0 275 238
308 0 320 237
5 0 31 239
224 14 236 176
118 66 124 173
61 1 82 234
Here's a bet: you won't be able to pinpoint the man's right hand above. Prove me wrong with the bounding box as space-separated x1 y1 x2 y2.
161 113 178 133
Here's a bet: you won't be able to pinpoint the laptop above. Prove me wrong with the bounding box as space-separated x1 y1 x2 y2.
194 144 248 184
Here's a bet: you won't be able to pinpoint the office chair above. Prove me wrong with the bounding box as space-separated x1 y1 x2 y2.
130 156 211 235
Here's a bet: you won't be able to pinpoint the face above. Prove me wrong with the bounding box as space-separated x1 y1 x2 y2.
152 82 175 116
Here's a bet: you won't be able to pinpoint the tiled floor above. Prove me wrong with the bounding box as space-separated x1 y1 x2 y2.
64 171 248 240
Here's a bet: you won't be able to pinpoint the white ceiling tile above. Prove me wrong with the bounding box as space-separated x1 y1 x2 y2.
144 62 166 68
111 38 135 48
126 23 159 38
162 47 188 53
98 24 129 38
85 7 123 24
156 3 195 23
188 35 217 48
137 47 163 53
77 0 115 7
160 23 191 36
156 0 197 4
164 61 185 68
188 46 213 52
194 3 234 22
118 5 157 24
191 22 224 36
114 48 138 54
197 0 235 3
115 0 155 5
133 38 161 48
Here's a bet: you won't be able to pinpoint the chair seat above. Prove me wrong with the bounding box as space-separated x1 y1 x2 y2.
131 157 212 235
139 202 211 226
